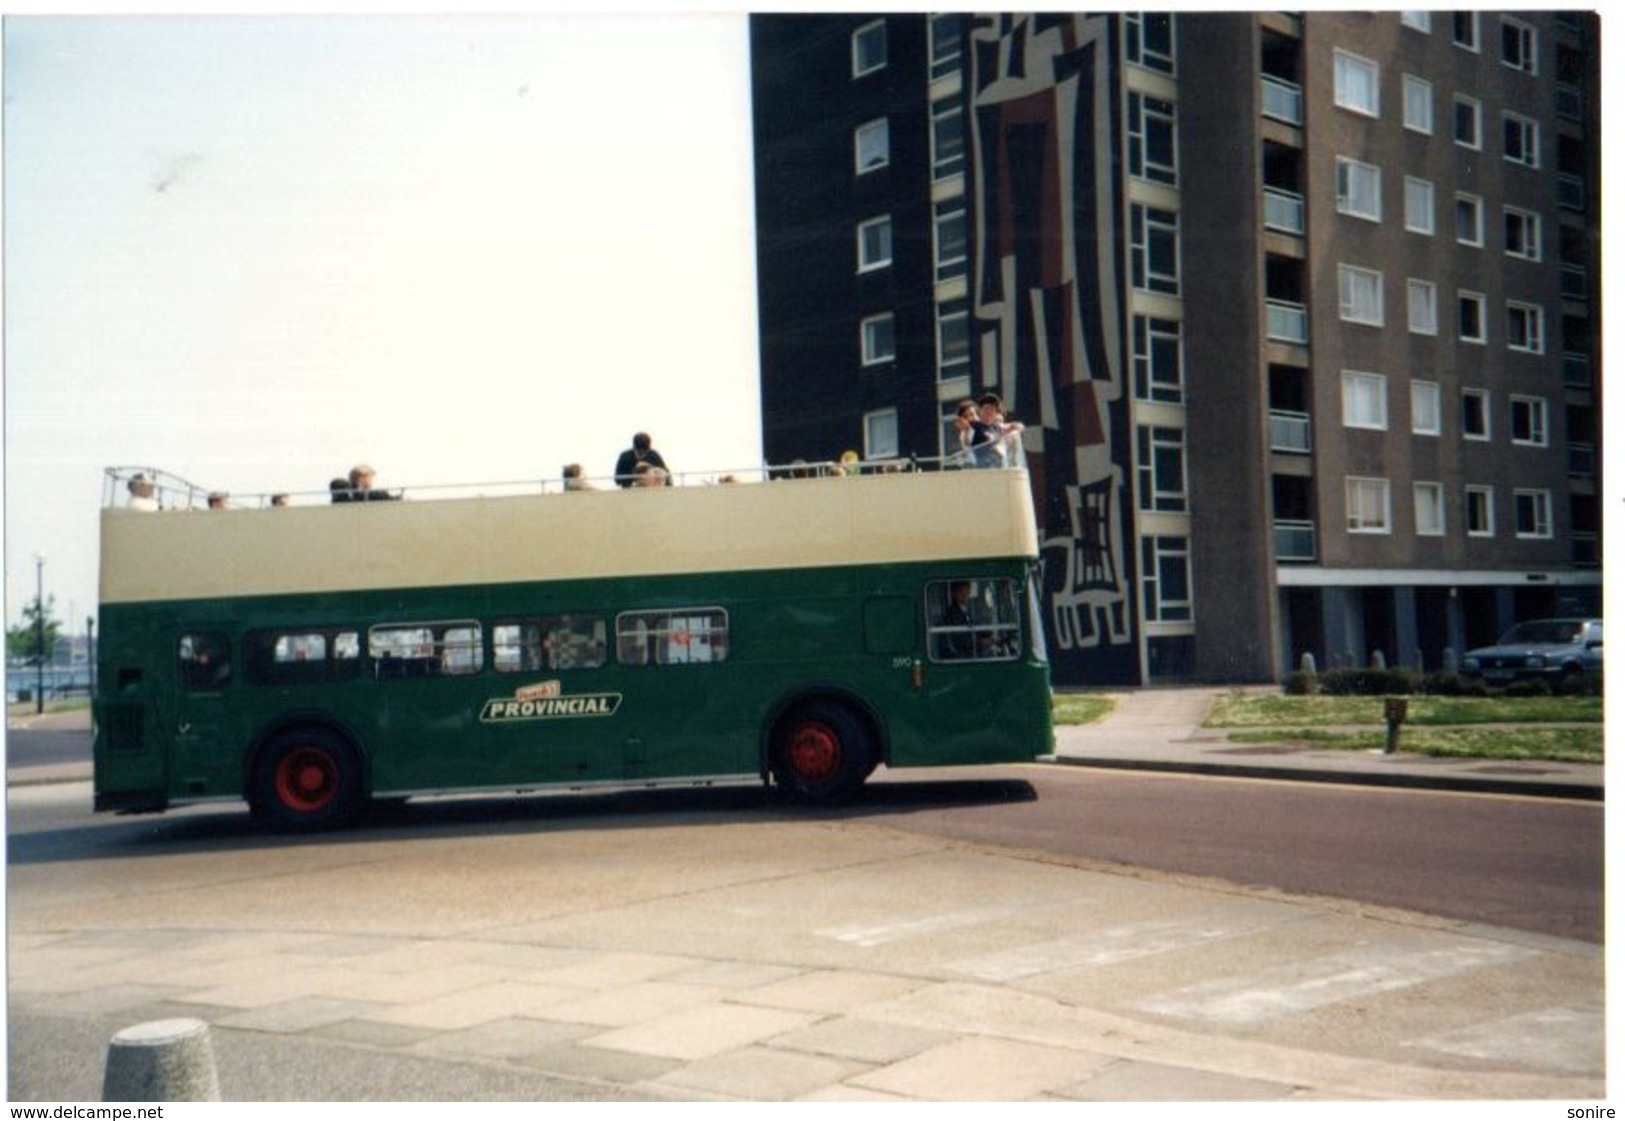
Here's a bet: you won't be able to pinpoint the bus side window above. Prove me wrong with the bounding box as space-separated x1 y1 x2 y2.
616 609 728 666
369 621 483 679
924 580 1020 663
178 631 233 691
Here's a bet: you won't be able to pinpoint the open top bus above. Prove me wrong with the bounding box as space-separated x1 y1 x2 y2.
93 461 1053 830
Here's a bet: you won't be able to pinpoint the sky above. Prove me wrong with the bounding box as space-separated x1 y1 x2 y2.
3 11 765 641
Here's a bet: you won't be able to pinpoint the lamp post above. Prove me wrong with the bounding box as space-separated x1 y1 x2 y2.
34 554 45 715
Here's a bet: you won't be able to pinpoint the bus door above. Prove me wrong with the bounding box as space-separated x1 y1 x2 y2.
168 629 239 799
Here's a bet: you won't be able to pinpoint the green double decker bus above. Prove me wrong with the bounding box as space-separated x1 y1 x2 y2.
93 464 1053 830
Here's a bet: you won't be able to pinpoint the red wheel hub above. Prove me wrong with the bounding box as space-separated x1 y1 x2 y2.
786 721 841 782
275 747 339 810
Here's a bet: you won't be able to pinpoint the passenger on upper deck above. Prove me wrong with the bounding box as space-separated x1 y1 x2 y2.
563 463 592 491
347 463 399 501
207 492 230 510
614 433 670 487
126 473 159 511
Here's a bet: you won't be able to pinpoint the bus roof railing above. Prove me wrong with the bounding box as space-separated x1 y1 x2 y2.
101 445 1025 510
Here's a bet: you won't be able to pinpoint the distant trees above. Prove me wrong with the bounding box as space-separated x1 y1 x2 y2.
7 595 63 663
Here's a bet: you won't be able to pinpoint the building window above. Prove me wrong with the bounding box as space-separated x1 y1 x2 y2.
1333 50 1380 117
1504 207 1542 261
1511 396 1549 446
1335 156 1382 221
1414 482 1446 537
856 215 892 273
1412 380 1442 436
1465 486 1495 537
1407 279 1438 336
1128 93 1178 186
1136 426 1188 513
1453 11 1480 52
1500 17 1537 75
1462 388 1491 440
854 118 889 174
1402 75 1433 134
936 300 970 381
864 408 899 460
1401 11 1431 33
1139 536 1192 622
1342 370 1388 430
1514 489 1553 539
1338 264 1384 326
1506 302 1545 353
1404 177 1435 235
933 200 967 283
931 96 965 181
1124 12 1175 75
1132 315 1183 404
1503 112 1540 168
1453 95 1482 149
1346 477 1392 534
852 19 886 78
860 312 895 366
1458 291 1487 343
1454 193 1483 246
929 13 963 81
1131 204 1180 295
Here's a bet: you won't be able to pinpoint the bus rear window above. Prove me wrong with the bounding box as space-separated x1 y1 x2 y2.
245 628 361 686
925 579 1021 662
494 615 607 671
369 621 483 678
616 609 728 666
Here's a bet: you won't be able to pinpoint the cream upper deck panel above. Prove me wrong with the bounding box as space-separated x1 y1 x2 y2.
100 469 1039 605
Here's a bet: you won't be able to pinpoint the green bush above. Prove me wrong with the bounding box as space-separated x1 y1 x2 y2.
1318 668 1416 696
1280 670 1318 695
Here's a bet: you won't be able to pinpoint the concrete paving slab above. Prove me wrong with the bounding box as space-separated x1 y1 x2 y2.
647 1044 870 1101
582 1003 819 1061
769 1016 957 1065
733 968 927 1014
363 980 584 1030
528 980 730 1028
849 1035 1114 1101
215 996 387 1034
1059 1057 1301 1101
404 1016 594 1061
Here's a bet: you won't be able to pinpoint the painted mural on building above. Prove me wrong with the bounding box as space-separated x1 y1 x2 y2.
968 13 1139 685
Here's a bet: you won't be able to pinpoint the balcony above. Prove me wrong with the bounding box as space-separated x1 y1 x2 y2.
1266 300 1308 344
1557 83 1584 122
1274 519 1316 562
1561 264 1588 301
1269 410 1312 453
1563 352 1592 389
1262 76 1302 126
1558 173 1586 212
1263 187 1305 235
1568 442 1596 479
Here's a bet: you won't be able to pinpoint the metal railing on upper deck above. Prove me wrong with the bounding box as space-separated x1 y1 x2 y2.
102 441 1030 511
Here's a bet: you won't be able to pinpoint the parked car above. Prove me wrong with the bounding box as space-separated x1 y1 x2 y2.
1459 618 1602 688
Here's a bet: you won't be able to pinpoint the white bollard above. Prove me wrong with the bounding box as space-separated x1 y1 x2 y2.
102 1018 221 1102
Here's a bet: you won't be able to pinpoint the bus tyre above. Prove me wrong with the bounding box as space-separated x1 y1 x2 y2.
771 701 876 803
251 729 363 832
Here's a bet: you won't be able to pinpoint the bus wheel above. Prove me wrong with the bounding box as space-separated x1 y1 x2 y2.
252 729 362 831
772 701 875 803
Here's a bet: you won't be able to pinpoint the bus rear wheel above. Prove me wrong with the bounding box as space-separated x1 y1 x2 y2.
251 728 363 832
771 701 876 803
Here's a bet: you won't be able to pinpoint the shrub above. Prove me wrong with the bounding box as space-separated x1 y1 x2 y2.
1502 677 1554 698
1318 668 1416 696
1417 671 1470 696
1281 671 1318 695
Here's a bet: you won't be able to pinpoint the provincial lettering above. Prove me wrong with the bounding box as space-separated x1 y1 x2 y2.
479 692 622 723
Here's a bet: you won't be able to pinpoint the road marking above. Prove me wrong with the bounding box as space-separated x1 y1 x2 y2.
946 918 1280 982
817 904 1027 948
1134 941 1532 1025
1409 1005 1604 1073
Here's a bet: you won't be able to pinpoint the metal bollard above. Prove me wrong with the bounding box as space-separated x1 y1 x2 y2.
1383 697 1409 755
102 1018 221 1102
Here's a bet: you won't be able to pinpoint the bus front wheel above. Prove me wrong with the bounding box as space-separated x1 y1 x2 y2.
771 701 876 803
251 728 363 832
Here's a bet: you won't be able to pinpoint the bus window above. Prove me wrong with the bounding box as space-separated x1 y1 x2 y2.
925 579 1021 663
178 632 233 691
245 628 361 686
616 609 728 666
495 615 607 671
369 621 483 678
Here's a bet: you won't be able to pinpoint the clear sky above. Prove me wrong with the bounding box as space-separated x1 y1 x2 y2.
3 11 764 641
